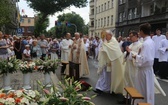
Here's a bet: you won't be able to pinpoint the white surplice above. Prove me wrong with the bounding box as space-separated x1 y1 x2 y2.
158 38 168 62
124 41 142 88
152 35 166 59
134 36 155 105
61 39 73 62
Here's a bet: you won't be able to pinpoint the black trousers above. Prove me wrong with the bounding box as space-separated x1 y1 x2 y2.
158 62 168 79
153 58 160 75
61 63 67 74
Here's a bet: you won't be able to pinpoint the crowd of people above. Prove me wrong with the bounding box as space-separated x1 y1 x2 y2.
0 22 168 105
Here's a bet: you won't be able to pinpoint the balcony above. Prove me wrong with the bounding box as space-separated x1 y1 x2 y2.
89 14 94 19
127 18 140 25
89 26 94 31
90 1 94 7
140 12 168 23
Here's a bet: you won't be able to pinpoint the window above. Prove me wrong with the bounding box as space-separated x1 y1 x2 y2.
28 19 31 23
119 0 122 5
101 18 103 27
104 17 106 26
111 15 113 25
104 3 106 10
98 19 100 27
96 7 97 13
99 6 100 13
107 16 110 26
111 0 114 8
134 8 137 18
122 12 125 21
119 13 123 22
108 1 110 9
150 5 154 15
128 9 132 20
22 18 24 23
101 4 103 12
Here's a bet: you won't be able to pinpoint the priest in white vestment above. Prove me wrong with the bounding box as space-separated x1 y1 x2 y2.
94 30 125 94
61 33 73 75
133 23 155 105
67 32 89 77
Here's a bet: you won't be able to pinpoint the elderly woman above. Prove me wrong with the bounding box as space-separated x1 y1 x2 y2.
49 39 59 60
31 40 41 60
0 31 9 59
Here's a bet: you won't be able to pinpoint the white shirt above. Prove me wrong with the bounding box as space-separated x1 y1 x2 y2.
158 39 168 62
23 49 31 55
136 36 155 68
84 43 89 51
152 35 166 58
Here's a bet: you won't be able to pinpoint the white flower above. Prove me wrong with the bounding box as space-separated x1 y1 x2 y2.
39 97 46 102
0 98 5 103
8 62 13 67
21 97 29 105
27 90 36 98
15 90 23 97
30 102 38 105
5 98 15 105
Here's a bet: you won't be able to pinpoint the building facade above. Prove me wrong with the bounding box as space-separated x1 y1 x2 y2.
116 0 168 37
20 15 35 36
0 0 20 35
89 0 118 37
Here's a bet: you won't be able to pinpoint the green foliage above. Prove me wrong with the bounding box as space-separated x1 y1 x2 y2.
38 78 95 105
34 13 49 37
54 12 86 38
26 0 88 15
26 0 87 37
0 0 13 27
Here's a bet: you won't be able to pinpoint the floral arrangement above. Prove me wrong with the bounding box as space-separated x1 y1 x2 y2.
19 61 36 74
38 78 96 105
0 89 43 105
36 59 61 74
0 78 95 105
0 56 20 75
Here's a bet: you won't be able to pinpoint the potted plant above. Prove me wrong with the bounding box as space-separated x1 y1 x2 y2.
19 61 36 89
0 56 20 90
37 59 61 87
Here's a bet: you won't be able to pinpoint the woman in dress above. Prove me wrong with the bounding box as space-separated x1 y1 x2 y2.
49 39 59 60
0 31 9 59
31 40 41 60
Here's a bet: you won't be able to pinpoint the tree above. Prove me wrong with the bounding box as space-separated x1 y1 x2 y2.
0 0 13 29
26 0 87 26
55 12 85 38
34 13 49 37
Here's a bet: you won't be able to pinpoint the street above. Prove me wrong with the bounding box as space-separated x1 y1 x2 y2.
0 58 168 105
57 58 168 105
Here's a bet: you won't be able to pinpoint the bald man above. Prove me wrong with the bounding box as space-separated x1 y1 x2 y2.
94 30 125 95
66 32 90 78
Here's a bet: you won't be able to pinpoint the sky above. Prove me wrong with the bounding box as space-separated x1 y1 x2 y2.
18 0 90 30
